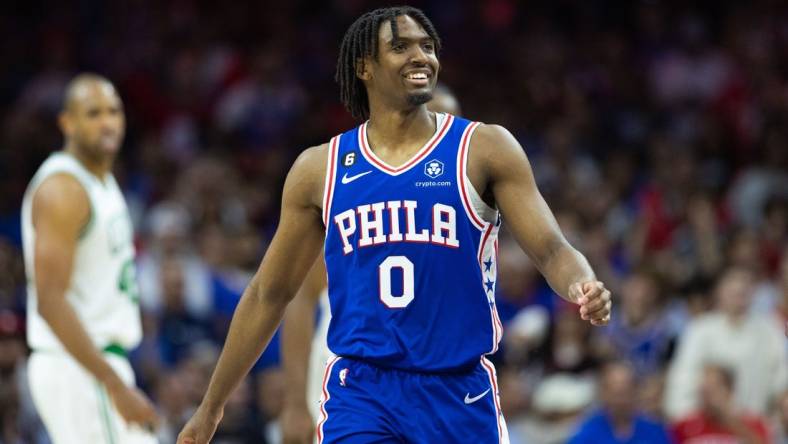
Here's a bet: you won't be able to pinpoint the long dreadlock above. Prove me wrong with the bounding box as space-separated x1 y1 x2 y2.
335 6 441 120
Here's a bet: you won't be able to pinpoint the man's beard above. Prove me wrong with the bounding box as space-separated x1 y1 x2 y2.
407 91 433 107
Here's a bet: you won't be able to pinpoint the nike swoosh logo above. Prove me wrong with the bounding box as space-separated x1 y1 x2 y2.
464 388 491 404
341 170 372 184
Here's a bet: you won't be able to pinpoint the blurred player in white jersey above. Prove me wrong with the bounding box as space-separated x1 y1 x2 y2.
279 85 462 444
22 73 159 444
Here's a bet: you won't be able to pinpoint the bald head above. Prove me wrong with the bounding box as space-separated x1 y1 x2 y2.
59 73 125 163
62 73 119 113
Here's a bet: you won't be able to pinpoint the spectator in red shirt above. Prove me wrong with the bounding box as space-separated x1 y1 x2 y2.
672 364 772 444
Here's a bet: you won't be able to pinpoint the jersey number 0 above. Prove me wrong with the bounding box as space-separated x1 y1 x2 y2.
378 256 414 308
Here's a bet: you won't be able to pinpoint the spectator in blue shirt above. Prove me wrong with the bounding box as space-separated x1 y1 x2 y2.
568 361 671 444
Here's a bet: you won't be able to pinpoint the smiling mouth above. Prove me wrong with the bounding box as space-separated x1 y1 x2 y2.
405 72 429 80
403 72 432 87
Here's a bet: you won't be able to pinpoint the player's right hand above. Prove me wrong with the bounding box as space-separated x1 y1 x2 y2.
177 406 223 444
106 383 160 430
281 403 316 444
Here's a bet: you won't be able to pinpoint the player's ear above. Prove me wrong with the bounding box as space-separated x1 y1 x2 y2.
58 111 73 138
356 58 371 81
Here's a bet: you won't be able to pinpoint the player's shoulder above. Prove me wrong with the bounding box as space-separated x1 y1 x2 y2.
35 172 89 205
470 123 518 147
292 142 330 176
284 142 332 205
467 122 527 164
32 173 90 228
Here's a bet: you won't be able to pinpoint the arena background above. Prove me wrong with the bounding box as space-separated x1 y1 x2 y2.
0 0 786 442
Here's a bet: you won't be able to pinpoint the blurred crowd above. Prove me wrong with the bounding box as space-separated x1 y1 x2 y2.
0 0 787 443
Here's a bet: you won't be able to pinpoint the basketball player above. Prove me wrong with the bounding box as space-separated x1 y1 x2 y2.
280 85 462 444
178 7 611 443
22 74 159 444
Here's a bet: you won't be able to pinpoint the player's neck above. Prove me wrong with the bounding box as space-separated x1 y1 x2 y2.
64 143 112 180
366 106 435 151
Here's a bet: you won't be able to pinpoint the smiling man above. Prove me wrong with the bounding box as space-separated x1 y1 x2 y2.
178 6 611 444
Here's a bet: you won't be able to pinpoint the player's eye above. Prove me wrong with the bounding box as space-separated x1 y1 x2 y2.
422 42 435 52
392 42 406 52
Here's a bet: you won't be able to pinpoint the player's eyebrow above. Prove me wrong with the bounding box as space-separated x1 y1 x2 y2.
387 36 434 46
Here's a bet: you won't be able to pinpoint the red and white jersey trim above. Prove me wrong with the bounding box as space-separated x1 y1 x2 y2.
477 221 503 354
316 356 342 443
481 357 510 444
359 113 454 176
322 136 341 228
456 121 485 231
457 120 503 355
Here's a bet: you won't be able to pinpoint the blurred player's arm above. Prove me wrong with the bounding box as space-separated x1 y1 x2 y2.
32 173 158 427
469 124 611 326
281 256 326 444
178 144 327 444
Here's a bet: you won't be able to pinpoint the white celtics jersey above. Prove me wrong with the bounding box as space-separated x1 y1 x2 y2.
22 152 142 352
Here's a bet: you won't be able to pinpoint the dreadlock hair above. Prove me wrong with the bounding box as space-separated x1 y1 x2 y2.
335 6 442 120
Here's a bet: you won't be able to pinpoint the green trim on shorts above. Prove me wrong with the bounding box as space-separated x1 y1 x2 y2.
96 384 118 444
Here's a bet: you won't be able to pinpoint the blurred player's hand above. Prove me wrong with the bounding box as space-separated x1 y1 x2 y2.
177 406 223 444
569 280 612 326
281 403 315 444
106 382 159 430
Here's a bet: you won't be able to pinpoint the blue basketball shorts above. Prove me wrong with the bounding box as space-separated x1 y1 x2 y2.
315 356 510 443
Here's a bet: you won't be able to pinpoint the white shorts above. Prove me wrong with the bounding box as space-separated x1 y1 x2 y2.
28 350 158 444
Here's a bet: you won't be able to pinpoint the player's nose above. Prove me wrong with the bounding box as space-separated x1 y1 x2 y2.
409 46 429 65
100 114 121 132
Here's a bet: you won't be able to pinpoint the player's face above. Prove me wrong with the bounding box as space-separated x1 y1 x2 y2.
62 83 126 160
367 15 439 108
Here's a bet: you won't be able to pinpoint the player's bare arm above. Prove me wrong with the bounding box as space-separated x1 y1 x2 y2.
281 256 327 444
178 143 328 444
467 124 612 326
32 173 159 427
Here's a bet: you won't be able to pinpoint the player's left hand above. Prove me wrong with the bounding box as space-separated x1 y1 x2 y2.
569 280 612 326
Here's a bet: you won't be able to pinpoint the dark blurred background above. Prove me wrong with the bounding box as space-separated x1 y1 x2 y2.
0 0 786 443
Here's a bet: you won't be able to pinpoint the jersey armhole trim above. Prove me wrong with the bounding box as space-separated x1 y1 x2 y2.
322 135 341 228
456 121 486 231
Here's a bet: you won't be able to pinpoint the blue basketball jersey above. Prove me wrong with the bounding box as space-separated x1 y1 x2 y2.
322 113 503 372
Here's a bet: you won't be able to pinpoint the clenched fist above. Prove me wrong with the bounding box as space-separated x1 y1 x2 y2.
569 280 612 326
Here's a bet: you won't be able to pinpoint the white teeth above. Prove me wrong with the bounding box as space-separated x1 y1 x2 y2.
407 73 428 80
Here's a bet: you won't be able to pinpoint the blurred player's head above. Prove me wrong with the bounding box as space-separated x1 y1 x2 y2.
58 73 125 162
336 6 441 119
427 83 461 115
